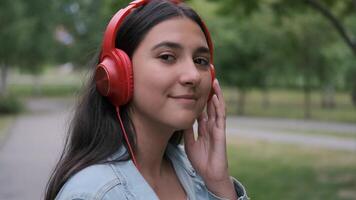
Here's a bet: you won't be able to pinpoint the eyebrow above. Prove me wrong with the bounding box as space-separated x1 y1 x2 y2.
151 41 210 55
195 46 210 55
151 41 183 51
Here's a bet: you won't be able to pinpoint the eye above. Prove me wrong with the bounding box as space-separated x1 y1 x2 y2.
194 57 210 66
158 54 176 63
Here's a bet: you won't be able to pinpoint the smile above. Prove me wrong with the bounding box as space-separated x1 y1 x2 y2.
169 94 198 104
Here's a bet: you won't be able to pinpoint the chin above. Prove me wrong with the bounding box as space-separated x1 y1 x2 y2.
171 114 197 130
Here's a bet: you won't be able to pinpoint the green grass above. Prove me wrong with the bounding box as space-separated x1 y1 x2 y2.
0 115 16 144
8 84 81 97
7 68 85 97
275 128 356 139
223 88 356 123
228 138 356 200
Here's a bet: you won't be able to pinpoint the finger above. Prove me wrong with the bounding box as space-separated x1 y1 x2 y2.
212 94 226 129
212 80 226 129
213 79 226 110
183 127 195 147
207 94 216 122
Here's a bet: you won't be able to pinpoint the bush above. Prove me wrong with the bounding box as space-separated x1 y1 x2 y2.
0 95 23 114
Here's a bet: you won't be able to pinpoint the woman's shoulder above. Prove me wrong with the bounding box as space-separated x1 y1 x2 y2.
166 144 249 200
55 162 128 200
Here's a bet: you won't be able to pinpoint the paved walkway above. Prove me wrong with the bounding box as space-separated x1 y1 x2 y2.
0 98 73 200
0 98 355 200
227 116 356 134
226 117 356 151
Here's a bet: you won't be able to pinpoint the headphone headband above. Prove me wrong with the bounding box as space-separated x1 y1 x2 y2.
100 0 214 63
101 0 147 56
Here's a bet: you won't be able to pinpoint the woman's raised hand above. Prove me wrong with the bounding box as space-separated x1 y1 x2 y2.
183 79 237 199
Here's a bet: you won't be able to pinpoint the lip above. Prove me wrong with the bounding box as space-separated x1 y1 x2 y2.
169 94 198 106
169 94 198 100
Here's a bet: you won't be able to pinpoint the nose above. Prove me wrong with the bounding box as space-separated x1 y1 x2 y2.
179 59 201 87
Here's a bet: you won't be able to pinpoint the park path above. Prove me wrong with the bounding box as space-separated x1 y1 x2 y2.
0 98 355 200
227 117 356 151
0 98 73 200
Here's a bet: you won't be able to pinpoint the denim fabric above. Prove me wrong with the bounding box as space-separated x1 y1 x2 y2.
55 144 249 200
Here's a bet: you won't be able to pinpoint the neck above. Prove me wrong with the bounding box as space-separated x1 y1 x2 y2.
129 109 175 182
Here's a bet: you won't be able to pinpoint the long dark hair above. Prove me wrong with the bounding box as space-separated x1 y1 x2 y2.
45 1 212 199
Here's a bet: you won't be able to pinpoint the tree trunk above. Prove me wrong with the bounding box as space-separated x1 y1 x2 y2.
303 80 312 119
0 63 9 97
306 0 356 55
261 88 270 108
237 89 246 115
32 74 42 96
321 84 335 109
305 0 356 109
352 83 356 107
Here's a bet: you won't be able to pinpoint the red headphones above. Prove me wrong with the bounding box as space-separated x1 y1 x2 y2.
95 0 216 108
94 0 215 168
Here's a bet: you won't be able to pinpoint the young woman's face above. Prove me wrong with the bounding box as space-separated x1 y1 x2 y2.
130 17 212 130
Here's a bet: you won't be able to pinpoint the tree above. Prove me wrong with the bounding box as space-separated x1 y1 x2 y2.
211 9 286 114
0 0 135 98
201 0 284 115
0 0 57 96
0 0 27 96
53 0 131 67
282 12 334 117
208 0 356 107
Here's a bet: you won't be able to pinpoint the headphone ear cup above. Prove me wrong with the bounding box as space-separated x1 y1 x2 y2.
208 64 216 101
95 49 133 107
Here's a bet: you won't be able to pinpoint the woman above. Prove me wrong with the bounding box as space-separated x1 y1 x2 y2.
45 0 248 199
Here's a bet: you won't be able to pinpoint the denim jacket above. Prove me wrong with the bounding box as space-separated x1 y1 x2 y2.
55 144 249 200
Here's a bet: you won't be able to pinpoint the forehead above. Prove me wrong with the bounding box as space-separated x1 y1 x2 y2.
138 17 209 50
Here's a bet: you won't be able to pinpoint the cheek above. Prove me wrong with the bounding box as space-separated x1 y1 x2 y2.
131 64 174 112
133 74 163 103
202 72 213 100
133 62 172 92
193 73 212 116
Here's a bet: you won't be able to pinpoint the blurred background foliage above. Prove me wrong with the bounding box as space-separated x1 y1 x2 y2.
1 1 356 199
1 0 355 122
